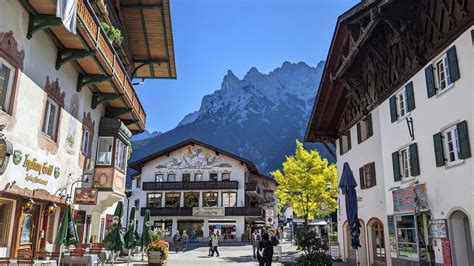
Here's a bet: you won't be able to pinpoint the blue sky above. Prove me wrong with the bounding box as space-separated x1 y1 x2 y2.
135 0 358 133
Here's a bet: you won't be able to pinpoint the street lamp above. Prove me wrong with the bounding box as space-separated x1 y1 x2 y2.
65 172 92 204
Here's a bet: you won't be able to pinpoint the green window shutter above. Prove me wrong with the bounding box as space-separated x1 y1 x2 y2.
409 143 420 176
392 151 401 181
359 167 365 189
357 122 362 144
370 162 376 187
457 120 471 159
339 138 343 155
367 113 373 137
433 132 446 167
447 46 460 82
425 65 437 98
347 132 352 151
389 96 398 123
406 82 416 112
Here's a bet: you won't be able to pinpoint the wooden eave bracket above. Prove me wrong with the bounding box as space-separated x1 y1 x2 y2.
56 49 96 70
91 93 122 109
27 14 62 40
77 74 112 92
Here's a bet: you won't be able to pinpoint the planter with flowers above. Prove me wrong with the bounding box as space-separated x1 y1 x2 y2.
147 240 169 265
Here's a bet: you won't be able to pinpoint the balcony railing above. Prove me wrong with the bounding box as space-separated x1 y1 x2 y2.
245 182 259 192
142 181 239 191
141 207 193 216
225 207 264 217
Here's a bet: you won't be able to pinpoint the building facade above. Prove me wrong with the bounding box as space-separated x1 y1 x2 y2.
128 139 278 242
0 0 176 260
306 1 474 265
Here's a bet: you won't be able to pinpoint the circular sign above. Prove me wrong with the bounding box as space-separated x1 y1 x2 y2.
267 217 273 223
266 209 274 217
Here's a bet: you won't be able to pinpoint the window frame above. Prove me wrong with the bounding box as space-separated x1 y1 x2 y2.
399 147 412 180
0 57 17 114
360 162 376 189
136 177 141 188
41 97 60 141
147 193 162 208
339 131 351 155
155 173 164 182
114 139 128 172
81 128 91 156
184 192 200 208
167 174 176 182
222 192 237 207
134 199 140 210
203 192 218 207
397 89 408 119
96 136 114 166
194 173 203 182
209 173 218 182
182 173 191 182
222 173 230 181
165 192 181 207
443 125 463 166
0 198 14 247
435 55 453 91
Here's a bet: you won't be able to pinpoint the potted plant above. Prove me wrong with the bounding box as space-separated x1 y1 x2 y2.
147 240 169 265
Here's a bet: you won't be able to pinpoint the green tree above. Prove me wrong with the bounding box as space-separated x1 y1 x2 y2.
272 140 338 227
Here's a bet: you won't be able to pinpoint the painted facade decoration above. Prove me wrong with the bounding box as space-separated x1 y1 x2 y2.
156 146 232 170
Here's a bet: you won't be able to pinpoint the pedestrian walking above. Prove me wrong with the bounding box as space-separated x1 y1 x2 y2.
251 229 261 259
173 231 181 253
182 230 189 253
257 232 274 266
208 235 213 256
209 233 220 257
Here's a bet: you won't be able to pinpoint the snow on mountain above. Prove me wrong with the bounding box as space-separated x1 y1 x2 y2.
130 130 162 141
130 61 332 175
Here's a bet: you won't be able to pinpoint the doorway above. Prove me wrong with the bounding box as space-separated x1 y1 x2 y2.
343 220 367 265
17 204 40 257
368 219 385 265
449 210 473 266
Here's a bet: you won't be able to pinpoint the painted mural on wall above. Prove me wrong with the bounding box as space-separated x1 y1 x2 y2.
156 146 232 170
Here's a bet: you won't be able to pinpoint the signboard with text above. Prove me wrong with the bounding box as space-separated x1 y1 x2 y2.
74 188 98 205
193 207 225 217
430 219 448 238
392 184 428 213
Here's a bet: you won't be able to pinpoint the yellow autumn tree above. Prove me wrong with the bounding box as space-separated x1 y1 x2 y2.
272 140 338 226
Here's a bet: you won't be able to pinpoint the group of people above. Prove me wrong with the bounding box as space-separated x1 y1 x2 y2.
172 230 189 253
251 228 280 266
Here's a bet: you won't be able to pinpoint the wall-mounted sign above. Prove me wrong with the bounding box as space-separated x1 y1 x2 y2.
392 184 428 213
329 242 340 258
430 219 448 238
387 215 395 236
192 207 225 217
9 145 61 193
74 188 98 205
441 238 452 266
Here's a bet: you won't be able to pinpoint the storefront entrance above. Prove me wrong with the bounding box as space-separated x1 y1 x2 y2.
17 205 40 254
449 210 473 266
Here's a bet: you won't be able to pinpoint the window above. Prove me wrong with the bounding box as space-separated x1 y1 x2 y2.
165 193 180 207
397 90 407 117
184 192 199 208
395 215 419 260
136 177 141 188
339 132 351 155
389 82 415 123
81 129 91 156
433 121 471 167
400 147 411 179
155 174 164 182
0 58 16 112
203 192 218 207
134 199 140 210
444 126 460 164
209 173 218 182
114 140 128 171
0 199 13 247
167 174 176 182
222 173 230 181
42 98 60 140
194 173 203 181
46 211 57 243
147 193 162 208
182 173 190 182
392 143 420 182
96 137 113 165
222 192 237 207
436 56 452 90
20 214 33 243
357 114 373 143
359 162 376 189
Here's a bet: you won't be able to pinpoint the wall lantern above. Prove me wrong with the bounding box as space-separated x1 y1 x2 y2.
47 201 57 214
23 198 35 213
0 138 13 175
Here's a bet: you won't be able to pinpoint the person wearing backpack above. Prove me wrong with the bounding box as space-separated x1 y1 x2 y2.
251 229 261 259
257 232 273 266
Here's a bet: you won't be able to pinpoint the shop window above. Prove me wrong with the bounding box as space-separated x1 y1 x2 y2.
395 215 419 260
167 174 176 182
147 193 162 208
81 129 91 156
203 192 218 207
222 192 237 207
42 98 60 140
165 192 180 207
209 173 218 182
184 192 199 208
178 220 204 237
114 139 128 171
433 121 471 167
359 162 376 189
356 114 373 143
155 174 164 182
0 199 13 246
194 173 203 181
222 173 230 181
339 132 351 155
0 58 16 113
182 173 190 182
96 137 113 165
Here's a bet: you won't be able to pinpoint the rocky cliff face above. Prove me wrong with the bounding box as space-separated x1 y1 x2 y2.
130 61 334 175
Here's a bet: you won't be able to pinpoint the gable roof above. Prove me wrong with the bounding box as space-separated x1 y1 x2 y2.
128 139 258 173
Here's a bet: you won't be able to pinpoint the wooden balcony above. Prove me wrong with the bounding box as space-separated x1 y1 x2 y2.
142 181 239 191
225 207 264 217
141 207 192 216
20 0 147 133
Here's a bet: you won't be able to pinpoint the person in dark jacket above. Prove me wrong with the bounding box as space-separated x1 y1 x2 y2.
257 232 273 266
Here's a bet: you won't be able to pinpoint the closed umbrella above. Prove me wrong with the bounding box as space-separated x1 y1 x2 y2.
140 210 152 261
124 207 139 262
55 206 79 265
103 201 125 262
339 162 361 249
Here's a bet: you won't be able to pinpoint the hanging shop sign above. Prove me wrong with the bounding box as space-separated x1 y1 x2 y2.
74 188 98 205
193 207 225 217
430 219 448 239
9 145 61 193
392 184 428 213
